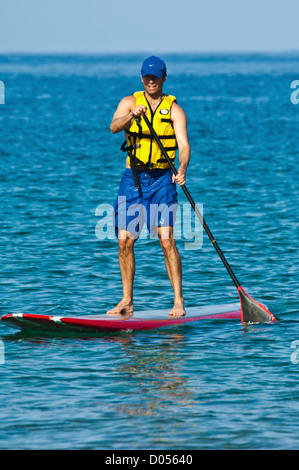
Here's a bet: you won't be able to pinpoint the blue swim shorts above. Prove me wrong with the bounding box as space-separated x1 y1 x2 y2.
114 168 178 239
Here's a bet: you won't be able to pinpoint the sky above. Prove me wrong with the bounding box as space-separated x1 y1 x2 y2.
0 0 298 54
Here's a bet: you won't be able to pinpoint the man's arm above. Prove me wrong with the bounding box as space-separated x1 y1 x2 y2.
110 96 147 134
171 102 190 186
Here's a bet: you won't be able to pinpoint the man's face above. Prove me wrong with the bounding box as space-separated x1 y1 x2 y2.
141 74 166 96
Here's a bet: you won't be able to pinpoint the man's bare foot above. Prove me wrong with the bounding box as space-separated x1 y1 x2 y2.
106 300 134 316
169 300 185 317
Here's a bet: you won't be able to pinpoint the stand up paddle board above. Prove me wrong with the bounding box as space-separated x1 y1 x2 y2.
1 303 243 333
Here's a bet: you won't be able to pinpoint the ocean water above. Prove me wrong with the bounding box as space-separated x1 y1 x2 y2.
0 53 298 450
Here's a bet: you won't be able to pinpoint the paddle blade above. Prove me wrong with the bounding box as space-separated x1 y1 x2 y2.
238 286 277 323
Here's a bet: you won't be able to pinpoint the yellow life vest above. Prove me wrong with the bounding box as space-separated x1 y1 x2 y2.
122 91 178 170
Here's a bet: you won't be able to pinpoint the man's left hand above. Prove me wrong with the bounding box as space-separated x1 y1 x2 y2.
172 169 186 186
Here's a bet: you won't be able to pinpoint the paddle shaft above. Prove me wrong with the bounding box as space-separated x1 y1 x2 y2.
142 114 241 289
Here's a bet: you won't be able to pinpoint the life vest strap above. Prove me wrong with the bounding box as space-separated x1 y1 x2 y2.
120 140 141 153
125 130 176 141
156 157 176 164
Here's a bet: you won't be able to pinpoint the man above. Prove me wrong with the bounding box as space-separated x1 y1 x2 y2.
107 56 190 317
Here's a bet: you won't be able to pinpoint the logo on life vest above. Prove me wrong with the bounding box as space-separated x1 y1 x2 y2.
160 109 169 115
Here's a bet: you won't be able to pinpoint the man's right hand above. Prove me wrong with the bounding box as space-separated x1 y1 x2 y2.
131 105 147 118
110 97 147 134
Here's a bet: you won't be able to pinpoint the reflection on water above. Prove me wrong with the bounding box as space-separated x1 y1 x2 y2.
114 333 193 416
2 328 194 418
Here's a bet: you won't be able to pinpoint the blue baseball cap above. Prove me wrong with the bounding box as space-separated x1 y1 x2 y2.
141 56 167 78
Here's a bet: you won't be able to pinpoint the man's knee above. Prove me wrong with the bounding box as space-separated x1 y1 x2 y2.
158 227 176 253
118 231 136 253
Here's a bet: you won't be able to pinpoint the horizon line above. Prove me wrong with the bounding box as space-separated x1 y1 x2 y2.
0 49 299 56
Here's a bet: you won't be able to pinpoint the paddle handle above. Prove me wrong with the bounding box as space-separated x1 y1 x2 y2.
142 114 241 289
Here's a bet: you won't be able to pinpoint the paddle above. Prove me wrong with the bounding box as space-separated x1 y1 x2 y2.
142 113 276 323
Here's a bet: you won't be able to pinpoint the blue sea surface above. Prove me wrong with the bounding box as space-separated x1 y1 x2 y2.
0 53 298 450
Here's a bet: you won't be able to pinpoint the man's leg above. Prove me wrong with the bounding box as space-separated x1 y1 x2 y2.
106 230 136 315
158 226 185 317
